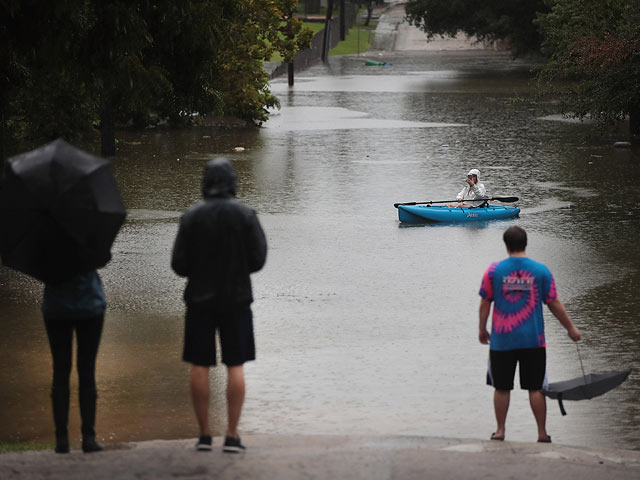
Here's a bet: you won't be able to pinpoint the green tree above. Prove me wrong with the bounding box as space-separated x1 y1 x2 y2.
1 1 96 153
0 0 27 166
535 0 640 136
405 0 548 55
142 0 232 127
0 0 312 160
208 0 312 123
85 1 173 155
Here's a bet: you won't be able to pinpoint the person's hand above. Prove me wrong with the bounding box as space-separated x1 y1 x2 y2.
568 326 581 342
466 177 474 186
479 329 490 344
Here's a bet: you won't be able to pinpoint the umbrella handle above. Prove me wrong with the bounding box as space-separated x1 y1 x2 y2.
576 343 588 384
557 393 567 416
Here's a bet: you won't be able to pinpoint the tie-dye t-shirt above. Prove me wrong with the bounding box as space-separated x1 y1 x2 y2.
479 257 558 351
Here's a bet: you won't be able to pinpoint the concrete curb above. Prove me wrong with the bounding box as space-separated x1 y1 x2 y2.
1 434 639 479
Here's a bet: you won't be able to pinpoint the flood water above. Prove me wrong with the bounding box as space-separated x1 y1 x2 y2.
1 51 639 451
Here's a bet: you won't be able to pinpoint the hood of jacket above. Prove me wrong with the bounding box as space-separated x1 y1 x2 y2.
202 157 237 198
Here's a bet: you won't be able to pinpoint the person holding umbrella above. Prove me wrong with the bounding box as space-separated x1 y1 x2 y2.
0 139 126 453
171 157 267 453
478 226 581 443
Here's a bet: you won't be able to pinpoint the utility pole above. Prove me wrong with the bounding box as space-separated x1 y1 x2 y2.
321 0 334 62
339 0 346 41
288 62 294 86
287 7 295 86
357 12 360 56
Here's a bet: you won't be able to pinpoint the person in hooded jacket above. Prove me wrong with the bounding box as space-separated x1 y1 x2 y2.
171 157 267 453
453 168 486 207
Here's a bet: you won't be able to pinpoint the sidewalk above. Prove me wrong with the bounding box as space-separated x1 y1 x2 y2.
371 1 493 52
2 434 639 480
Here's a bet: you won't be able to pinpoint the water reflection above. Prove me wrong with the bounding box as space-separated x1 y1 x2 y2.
1 51 638 450
263 106 467 131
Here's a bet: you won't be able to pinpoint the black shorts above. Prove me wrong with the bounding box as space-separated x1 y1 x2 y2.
183 303 255 367
486 348 547 391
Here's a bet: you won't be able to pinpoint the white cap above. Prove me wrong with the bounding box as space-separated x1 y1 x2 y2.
467 168 480 178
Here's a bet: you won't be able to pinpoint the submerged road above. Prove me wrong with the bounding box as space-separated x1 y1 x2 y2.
2 4 639 480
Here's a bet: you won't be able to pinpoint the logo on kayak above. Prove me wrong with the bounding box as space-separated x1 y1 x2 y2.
467 213 479 217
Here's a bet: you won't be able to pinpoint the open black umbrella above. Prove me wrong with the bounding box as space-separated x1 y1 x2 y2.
0 139 126 283
542 345 631 415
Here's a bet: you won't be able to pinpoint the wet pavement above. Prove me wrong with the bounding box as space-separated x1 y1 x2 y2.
2 434 640 480
372 1 490 52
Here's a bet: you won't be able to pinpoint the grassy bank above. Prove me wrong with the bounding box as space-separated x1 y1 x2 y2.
0 441 52 454
269 16 378 62
329 18 378 56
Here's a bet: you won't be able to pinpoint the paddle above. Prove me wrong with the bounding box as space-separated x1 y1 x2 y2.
393 196 518 208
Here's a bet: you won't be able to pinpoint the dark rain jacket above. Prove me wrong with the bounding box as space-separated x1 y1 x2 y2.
171 157 267 309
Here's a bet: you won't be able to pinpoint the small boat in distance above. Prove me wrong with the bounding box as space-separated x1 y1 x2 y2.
394 196 520 223
397 204 520 223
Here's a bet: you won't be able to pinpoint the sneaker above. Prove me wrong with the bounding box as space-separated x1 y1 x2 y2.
196 435 212 451
223 435 245 453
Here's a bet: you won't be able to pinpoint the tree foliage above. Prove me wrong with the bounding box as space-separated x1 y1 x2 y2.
403 0 640 136
0 0 312 158
404 0 548 55
534 0 640 135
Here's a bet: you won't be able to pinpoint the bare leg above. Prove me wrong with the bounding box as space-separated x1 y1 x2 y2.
529 390 549 441
493 389 510 439
226 365 245 438
190 366 211 436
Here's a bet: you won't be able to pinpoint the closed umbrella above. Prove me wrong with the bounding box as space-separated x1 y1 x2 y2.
0 139 126 283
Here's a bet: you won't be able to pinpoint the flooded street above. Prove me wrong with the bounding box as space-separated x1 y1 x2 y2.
1 51 639 451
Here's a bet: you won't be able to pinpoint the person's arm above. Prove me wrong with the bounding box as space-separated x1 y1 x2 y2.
473 183 486 197
456 186 466 201
171 217 190 277
246 211 267 273
547 298 581 341
479 298 492 344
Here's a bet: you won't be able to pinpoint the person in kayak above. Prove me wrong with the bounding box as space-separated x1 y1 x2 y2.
478 226 582 443
451 168 486 207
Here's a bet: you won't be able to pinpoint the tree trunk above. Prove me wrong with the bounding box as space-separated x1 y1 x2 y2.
322 0 334 62
339 0 346 41
0 115 5 183
100 99 116 157
630 107 640 138
364 1 373 27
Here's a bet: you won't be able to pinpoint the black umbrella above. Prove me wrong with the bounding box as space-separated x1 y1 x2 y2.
543 345 631 415
0 139 126 283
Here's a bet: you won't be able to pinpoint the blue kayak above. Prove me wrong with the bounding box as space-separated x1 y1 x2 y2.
397 204 520 223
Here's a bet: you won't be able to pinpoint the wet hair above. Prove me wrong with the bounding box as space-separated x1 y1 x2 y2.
503 226 527 252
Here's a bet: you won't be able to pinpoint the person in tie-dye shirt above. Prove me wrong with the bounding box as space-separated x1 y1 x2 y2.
478 226 581 443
